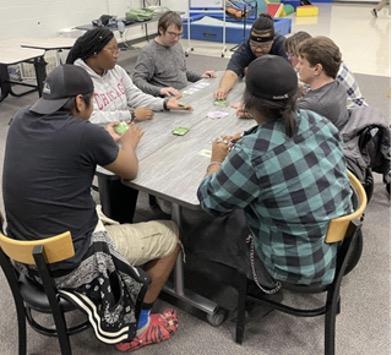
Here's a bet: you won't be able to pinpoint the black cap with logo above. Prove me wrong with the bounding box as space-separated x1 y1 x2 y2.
30 64 94 115
246 55 298 101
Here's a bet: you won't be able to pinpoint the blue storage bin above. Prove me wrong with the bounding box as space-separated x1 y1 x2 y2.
182 16 291 44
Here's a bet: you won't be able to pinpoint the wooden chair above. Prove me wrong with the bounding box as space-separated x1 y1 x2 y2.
0 229 90 355
234 170 368 355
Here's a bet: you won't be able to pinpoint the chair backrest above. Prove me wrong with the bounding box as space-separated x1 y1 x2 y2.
0 231 75 265
325 170 367 244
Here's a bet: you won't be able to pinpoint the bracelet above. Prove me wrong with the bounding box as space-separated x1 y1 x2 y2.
130 110 136 121
207 161 222 171
163 98 169 111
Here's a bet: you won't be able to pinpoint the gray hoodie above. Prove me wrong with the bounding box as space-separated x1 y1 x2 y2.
74 59 165 125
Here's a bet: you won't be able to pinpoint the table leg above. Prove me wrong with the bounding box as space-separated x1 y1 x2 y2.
162 203 219 316
144 23 149 42
0 64 11 102
33 56 47 97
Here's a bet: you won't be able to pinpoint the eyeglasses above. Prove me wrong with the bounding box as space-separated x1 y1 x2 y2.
249 40 273 49
103 46 120 54
167 31 183 38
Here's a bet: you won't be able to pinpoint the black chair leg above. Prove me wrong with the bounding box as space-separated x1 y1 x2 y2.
58 332 72 355
324 303 338 355
16 308 27 355
52 311 72 355
336 299 341 315
235 274 248 344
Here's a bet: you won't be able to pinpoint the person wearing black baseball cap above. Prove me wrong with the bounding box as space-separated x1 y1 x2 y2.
198 55 353 289
3 64 180 349
214 14 287 100
30 63 94 115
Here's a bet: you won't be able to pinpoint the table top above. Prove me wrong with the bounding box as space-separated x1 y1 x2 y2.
96 75 222 178
19 37 76 50
122 73 255 209
0 46 45 65
75 15 160 32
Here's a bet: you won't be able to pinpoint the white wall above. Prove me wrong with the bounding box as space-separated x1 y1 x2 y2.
0 0 145 39
163 0 187 12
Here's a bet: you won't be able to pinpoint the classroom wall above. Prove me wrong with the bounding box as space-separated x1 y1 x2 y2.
0 0 160 40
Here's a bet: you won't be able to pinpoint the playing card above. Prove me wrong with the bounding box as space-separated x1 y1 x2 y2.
198 149 212 158
206 110 229 119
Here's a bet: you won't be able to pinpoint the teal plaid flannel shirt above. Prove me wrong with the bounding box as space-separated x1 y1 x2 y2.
197 109 353 285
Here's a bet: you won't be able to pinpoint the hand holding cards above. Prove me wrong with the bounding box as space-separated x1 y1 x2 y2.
114 121 129 135
176 102 193 111
214 99 228 107
166 97 192 111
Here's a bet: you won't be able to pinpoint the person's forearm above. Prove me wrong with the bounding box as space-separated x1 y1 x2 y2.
120 143 139 175
132 74 162 97
218 70 238 93
186 70 202 83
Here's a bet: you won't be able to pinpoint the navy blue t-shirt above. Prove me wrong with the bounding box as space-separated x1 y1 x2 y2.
226 34 287 78
2 108 119 271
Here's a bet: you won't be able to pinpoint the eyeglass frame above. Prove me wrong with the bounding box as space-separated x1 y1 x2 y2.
249 39 273 50
166 30 183 38
103 45 120 54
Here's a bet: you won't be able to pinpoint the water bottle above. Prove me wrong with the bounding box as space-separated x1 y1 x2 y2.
117 20 125 34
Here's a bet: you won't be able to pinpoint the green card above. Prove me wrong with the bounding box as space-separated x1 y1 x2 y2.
172 127 190 136
114 122 129 135
214 99 227 107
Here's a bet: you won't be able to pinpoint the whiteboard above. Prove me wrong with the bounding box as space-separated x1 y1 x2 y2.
190 0 224 8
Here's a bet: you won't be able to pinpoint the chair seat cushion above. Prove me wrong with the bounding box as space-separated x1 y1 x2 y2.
19 275 76 313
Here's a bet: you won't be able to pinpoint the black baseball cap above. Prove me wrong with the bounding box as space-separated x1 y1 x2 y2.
30 64 94 115
246 55 298 101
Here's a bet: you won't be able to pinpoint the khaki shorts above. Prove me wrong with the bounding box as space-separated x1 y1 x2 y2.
105 220 179 266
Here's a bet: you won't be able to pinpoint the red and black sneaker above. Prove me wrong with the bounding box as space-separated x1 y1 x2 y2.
115 309 178 352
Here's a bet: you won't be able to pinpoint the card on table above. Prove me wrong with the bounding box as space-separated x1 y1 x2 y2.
172 127 190 136
206 110 229 119
214 99 228 107
198 149 212 158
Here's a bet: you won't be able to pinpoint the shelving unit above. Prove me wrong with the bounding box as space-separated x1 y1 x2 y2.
185 0 259 57
186 0 227 57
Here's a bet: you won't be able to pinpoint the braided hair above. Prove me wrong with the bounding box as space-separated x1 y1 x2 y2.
66 28 114 64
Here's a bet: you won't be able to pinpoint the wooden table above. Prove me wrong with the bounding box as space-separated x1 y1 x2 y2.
95 75 228 221
119 73 255 322
0 46 46 103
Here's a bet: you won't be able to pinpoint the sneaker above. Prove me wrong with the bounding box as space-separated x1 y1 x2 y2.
371 8 378 17
115 309 178 352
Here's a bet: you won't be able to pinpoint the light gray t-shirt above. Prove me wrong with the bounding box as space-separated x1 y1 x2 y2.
132 40 201 96
297 81 349 130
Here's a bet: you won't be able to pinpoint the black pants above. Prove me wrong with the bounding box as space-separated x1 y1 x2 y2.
180 208 277 290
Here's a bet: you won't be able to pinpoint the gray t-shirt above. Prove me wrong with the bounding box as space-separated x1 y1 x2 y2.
132 40 201 96
297 81 349 130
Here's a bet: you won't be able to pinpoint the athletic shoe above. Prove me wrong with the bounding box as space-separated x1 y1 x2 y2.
115 309 178 352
